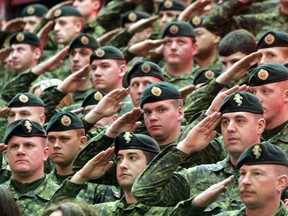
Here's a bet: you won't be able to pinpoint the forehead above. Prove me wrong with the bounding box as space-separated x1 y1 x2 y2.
10 106 43 113
130 76 162 84
69 47 93 53
258 47 286 54
11 44 32 50
91 59 118 66
8 135 43 144
250 82 277 90
143 99 174 109
117 149 145 156
222 111 255 119
23 16 40 21
220 51 247 61
55 16 77 24
47 129 78 136
164 36 192 41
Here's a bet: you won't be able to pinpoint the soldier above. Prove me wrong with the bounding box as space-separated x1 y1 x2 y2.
21 4 48 32
256 30 288 65
219 142 288 215
248 63 288 154
1 119 59 215
132 91 266 215
48 131 234 215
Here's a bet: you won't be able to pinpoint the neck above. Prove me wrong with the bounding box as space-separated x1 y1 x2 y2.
194 48 218 69
85 12 98 24
12 171 44 184
55 164 74 176
245 199 281 216
78 78 93 91
166 62 193 77
265 111 288 129
124 190 137 204
103 83 123 94
156 127 180 146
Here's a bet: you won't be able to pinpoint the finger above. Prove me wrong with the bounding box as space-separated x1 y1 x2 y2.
71 107 84 114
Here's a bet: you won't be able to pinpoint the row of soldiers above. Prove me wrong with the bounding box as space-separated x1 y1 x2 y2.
0 0 287 215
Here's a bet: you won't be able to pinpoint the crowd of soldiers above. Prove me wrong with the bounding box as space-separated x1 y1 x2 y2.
0 0 287 215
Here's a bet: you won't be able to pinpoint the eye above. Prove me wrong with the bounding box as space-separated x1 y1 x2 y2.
131 83 139 88
129 155 137 161
116 157 123 163
25 143 33 148
221 119 229 126
47 137 56 142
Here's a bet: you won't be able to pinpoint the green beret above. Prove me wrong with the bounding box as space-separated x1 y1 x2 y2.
162 21 195 38
8 93 45 108
158 0 185 13
219 91 263 114
3 119 47 144
53 6 82 19
90 46 125 64
126 61 164 84
22 4 48 17
9 32 41 46
120 10 150 27
81 90 106 107
189 16 205 28
257 31 288 49
140 82 181 108
115 131 160 155
236 141 288 169
46 112 84 132
248 63 288 86
193 68 221 86
69 33 100 52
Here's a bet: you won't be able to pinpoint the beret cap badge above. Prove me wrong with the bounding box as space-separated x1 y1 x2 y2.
169 25 179 34
81 36 89 45
204 70 215 80
192 16 201 26
151 86 162 96
61 115 72 126
123 131 133 143
54 9 62 17
128 12 137 22
257 69 269 80
95 49 105 57
19 94 29 103
16 33 25 42
24 120 33 133
94 91 103 101
27 6 35 15
141 63 151 73
264 34 275 45
252 144 262 159
233 93 243 107
164 0 173 8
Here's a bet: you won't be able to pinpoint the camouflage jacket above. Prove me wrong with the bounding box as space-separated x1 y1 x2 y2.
132 147 243 215
2 175 60 216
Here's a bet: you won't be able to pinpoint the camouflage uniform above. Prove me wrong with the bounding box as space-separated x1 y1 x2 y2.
82 20 106 37
203 0 288 38
2 175 60 216
48 178 206 216
132 147 243 215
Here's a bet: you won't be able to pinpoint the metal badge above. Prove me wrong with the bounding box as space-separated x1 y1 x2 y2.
164 0 173 9
264 34 275 45
252 144 262 159
233 93 243 107
19 94 29 103
191 16 201 26
24 120 32 133
123 131 133 143
141 63 151 73
61 115 71 126
27 6 35 15
257 69 269 80
95 49 105 57
54 9 62 18
94 91 103 101
151 86 162 96
169 25 179 34
204 70 215 80
128 12 137 22
81 36 89 45
16 33 25 42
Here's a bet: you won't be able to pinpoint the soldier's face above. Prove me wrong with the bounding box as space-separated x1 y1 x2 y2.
73 0 101 18
220 51 247 71
90 59 126 93
238 164 284 208
257 47 288 65
159 11 181 30
143 100 184 145
250 82 287 129
194 27 219 57
69 48 93 73
6 136 48 178
116 149 147 191
23 16 41 32
8 106 46 125
221 112 265 159
129 76 163 107
163 37 197 67
47 129 86 167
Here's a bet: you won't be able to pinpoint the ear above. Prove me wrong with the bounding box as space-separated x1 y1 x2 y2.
119 64 127 77
43 147 50 161
79 136 87 148
75 20 83 34
191 42 199 56
283 87 288 103
93 0 101 11
256 118 266 134
33 47 42 62
177 105 184 121
276 175 288 192
213 35 221 44
39 114 46 126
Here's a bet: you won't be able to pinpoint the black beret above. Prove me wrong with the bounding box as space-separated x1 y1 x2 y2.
81 90 106 107
158 0 185 13
219 91 263 114
22 4 48 17
69 33 100 52
3 119 47 144
248 62 288 86
9 32 41 46
236 141 288 169
115 131 160 155
140 82 181 108
53 6 82 19
120 10 151 27
90 46 125 64
126 61 164 84
46 111 84 132
8 93 45 108
189 16 205 28
193 68 221 86
257 31 288 49
162 21 195 38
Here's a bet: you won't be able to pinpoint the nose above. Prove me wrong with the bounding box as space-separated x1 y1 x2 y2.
138 84 145 95
73 53 80 62
11 50 18 59
240 173 251 185
119 158 128 170
17 146 26 155
227 121 236 132
53 140 61 149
